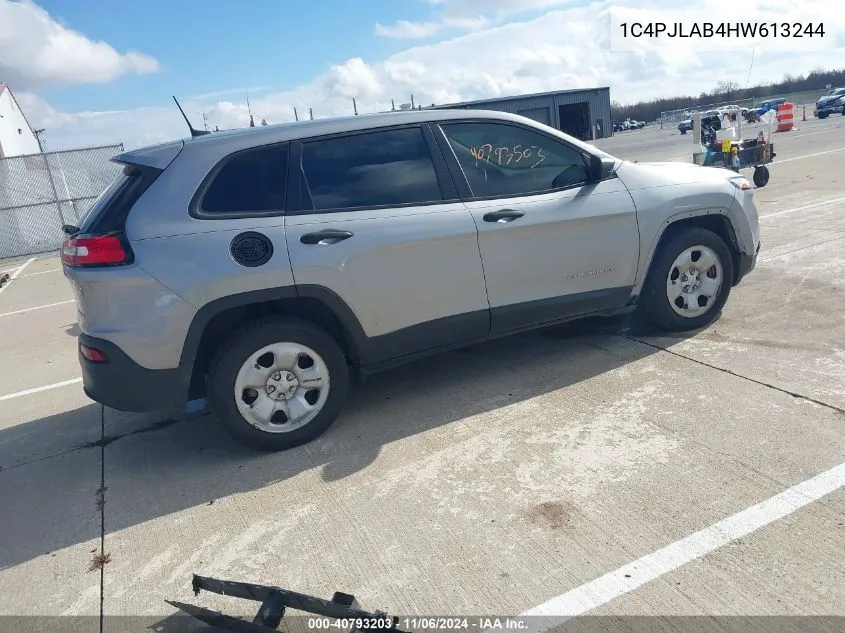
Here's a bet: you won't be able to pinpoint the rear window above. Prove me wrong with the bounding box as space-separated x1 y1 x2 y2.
77 169 135 233
199 143 289 215
299 127 443 211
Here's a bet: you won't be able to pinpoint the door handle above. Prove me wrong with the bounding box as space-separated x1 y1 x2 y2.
483 209 525 223
299 229 354 245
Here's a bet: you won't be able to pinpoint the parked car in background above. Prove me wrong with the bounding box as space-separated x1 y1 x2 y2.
678 111 721 134
815 87 845 118
749 98 786 119
629 120 645 129
61 107 760 451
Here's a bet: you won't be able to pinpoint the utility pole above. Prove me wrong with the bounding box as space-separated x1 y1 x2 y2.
410 93 415 109
309 108 313 120
353 98 358 115
294 107 299 121
246 92 255 127
34 128 46 153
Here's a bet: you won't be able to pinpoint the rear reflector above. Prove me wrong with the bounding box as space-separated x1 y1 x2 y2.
61 235 128 266
80 343 108 363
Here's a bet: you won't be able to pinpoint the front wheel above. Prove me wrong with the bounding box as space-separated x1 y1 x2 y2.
638 227 734 332
207 317 349 450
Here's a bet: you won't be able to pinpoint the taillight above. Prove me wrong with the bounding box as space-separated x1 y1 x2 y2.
61 235 129 267
80 343 108 362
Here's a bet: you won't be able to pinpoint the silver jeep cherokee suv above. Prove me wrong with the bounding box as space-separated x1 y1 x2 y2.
62 109 760 450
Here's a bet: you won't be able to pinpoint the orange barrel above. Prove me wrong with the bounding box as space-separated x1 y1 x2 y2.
776 102 794 132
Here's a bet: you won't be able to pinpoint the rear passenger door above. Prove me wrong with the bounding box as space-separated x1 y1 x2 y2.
434 120 640 335
285 125 490 365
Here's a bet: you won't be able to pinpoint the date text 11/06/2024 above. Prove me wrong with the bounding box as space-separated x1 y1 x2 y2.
618 22 825 38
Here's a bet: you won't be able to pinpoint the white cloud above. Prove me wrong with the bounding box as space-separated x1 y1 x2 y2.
0 0 159 91
375 20 443 39
375 0 564 39
16 0 845 151
188 86 273 101
375 14 489 39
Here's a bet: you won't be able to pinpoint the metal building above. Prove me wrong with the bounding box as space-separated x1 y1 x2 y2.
432 87 612 141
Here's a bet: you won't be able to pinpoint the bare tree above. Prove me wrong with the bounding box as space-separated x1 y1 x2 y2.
714 81 740 96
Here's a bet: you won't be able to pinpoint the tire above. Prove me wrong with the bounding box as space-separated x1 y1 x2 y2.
638 227 734 332
753 165 770 188
818 112 828 119
207 317 349 451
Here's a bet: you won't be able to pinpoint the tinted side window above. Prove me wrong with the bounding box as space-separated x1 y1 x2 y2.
300 127 443 211
200 144 288 214
441 122 590 198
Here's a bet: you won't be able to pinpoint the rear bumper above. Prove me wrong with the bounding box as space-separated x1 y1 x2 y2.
735 241 760 285
79 333 187 413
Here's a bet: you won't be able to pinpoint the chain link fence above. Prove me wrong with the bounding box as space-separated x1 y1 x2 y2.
0 144 124 260
659 98 755 125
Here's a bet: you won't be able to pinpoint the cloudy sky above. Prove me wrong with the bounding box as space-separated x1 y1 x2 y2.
1 0 841 151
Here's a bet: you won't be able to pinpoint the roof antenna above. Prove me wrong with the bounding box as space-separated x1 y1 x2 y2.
173 96 210 137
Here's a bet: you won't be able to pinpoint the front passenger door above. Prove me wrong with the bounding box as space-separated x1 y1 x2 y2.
437 121 641 335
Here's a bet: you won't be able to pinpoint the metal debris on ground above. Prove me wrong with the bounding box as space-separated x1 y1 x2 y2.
167 574 410 633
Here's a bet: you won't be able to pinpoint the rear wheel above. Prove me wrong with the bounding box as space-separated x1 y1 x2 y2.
638 227 734 332
207 317 349 450
753 165 770 188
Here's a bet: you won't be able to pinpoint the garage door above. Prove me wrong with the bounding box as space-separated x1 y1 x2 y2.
515 107 551 126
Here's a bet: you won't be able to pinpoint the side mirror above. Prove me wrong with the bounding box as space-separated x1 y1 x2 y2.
589 155 616 181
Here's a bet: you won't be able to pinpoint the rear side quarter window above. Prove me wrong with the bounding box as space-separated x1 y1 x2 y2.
194 143 289 218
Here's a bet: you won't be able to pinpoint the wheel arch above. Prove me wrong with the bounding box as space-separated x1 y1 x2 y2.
635 210 742 297
179 286 370 400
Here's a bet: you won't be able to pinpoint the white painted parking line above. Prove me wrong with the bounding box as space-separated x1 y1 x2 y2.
0 299 76 319
17 267 63 279
518 461 845 631
0 377 82 402
773 147 845 165
760 195 845 220
0 257 34 297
